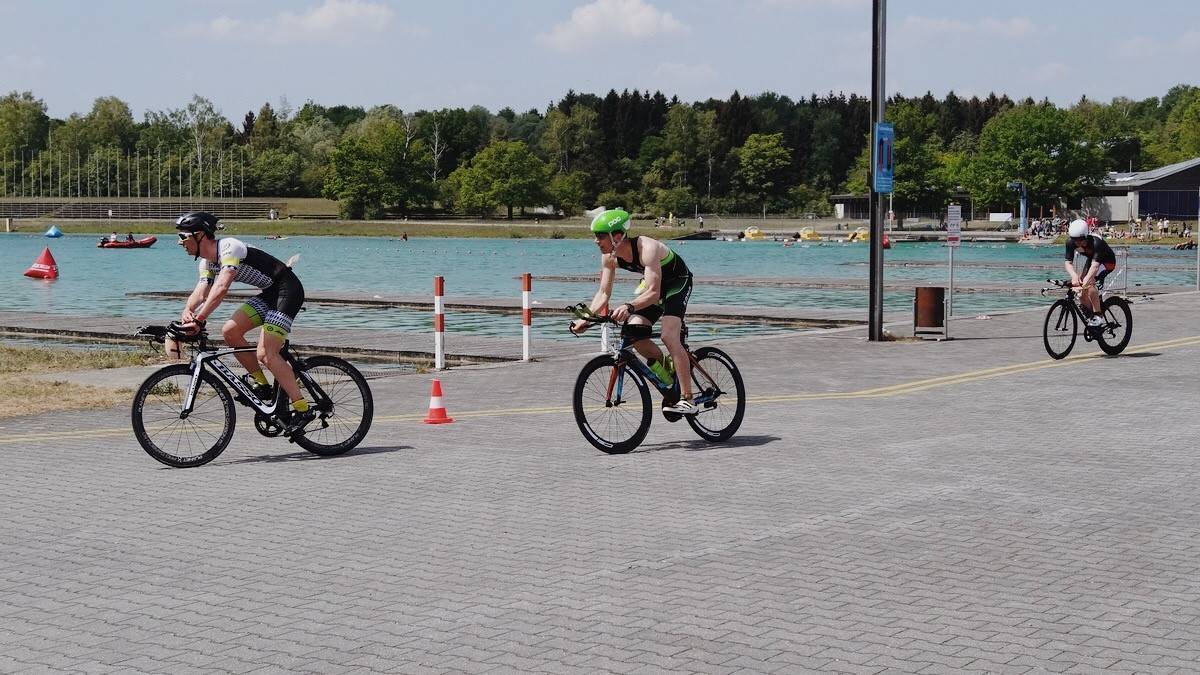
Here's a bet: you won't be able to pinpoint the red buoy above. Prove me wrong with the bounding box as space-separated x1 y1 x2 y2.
24 247 59 279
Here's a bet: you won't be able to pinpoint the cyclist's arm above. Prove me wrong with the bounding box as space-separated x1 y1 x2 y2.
1063 260 1081 285
572 256 617 333
589 255 618 313
193 267 236 323
632 245 664 309
182 279 211 323
1079 260 1102 286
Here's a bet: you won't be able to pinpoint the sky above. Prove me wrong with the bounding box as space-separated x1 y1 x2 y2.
2 0 1198 122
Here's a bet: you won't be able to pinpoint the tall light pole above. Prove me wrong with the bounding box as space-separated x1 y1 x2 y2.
1007 181 1027 236
868 0 888 341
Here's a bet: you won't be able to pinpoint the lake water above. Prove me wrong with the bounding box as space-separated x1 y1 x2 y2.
3 232 1195 340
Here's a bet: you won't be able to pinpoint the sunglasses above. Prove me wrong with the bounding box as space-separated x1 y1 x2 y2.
178 232 194 242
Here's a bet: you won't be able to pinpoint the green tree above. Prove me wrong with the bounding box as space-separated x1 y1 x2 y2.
249 148 304 196
83 96 136 151
661 104 699 188
734 132 791 217
323 137 389 218
963 104 1106 210
540 106 599 174
695 109 720 199
250 102 283 154
1145 87 1200 165
183 95 226 180
549 170 587 215
0 91 50 178
461 140 549 219
652 186 695 218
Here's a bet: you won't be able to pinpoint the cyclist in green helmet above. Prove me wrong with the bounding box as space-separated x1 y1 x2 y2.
570 209 699 415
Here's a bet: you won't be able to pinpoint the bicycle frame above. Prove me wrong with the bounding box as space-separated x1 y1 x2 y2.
179 341 326 418
604 332 723 408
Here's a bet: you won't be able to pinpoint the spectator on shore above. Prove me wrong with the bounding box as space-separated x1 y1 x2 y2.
697 215 704 229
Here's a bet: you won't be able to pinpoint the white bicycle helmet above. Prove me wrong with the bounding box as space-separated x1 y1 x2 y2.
1067 219 1089 238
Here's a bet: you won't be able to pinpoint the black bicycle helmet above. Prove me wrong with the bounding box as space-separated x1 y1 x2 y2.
175 211 221 237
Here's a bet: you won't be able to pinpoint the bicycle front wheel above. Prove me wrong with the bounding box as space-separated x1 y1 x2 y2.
573 355 652 454
1043 299 1077 360
1097 297 1133 356
131 365 235 468
686 347 746 442
292 355 374 456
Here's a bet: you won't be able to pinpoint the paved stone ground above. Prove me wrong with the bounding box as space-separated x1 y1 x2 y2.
1 292 1198 673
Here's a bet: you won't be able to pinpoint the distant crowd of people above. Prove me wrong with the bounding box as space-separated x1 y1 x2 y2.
1024 214 1193 242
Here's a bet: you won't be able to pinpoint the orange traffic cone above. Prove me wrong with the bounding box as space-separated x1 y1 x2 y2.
423 378 454 424
24 247 59 279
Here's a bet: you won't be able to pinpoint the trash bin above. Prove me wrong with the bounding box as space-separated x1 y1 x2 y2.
913 286 946 339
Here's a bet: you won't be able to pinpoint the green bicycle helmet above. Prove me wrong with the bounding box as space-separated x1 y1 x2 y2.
590 209 631 234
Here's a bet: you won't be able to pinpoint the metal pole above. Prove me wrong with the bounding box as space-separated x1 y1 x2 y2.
1019 184 1028 236
947 245 954 339
868 0 887 341
1195 187 1199 291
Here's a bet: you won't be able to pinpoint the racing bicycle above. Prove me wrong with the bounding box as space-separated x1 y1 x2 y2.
131 323 374 467
568 304 745 454
1041 279 1132 359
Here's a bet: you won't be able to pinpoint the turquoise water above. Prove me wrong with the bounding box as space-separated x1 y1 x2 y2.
3 233 1195 339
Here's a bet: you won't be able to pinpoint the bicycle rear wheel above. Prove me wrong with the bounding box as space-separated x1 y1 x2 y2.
291 355 374 456
1097 297 1133 356
131 365 235 468
573 355 652 454
686 347 746 442
1043 299 1077 360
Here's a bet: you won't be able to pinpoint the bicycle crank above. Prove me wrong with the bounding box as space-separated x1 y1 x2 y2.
254 413 285 437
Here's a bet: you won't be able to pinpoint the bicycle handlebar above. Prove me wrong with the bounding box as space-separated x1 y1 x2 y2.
567 302 618 326
134 322 208 345
1041 279 1078 297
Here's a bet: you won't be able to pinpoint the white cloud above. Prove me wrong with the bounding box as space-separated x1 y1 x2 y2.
899 16 971 36
899 15 1033 40
653 62 716 80
1033 61 1069 82
1 53 45 74
190 0 419 44
1177 28 1200 53
537 0 687 53
759 0 868 8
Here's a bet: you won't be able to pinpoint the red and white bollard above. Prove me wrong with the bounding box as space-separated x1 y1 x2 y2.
434 275 446 370
521 273 532 362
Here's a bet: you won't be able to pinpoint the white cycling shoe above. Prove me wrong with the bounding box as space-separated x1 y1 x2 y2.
662 398 700 415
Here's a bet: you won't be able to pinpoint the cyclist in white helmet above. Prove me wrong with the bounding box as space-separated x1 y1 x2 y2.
1064 218 1117 330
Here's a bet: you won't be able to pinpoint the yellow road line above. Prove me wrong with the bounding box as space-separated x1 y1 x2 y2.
2 335 1196 444
752 335 1200 403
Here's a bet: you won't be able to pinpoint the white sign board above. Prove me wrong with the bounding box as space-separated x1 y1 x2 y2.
946 204 962 248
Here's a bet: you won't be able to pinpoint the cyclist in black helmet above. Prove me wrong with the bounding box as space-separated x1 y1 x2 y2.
173 211 314 436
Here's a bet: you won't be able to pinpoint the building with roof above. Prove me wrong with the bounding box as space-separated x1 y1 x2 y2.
1090 156 1200 223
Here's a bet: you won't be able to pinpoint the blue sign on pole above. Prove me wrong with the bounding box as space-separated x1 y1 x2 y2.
872 121 894 193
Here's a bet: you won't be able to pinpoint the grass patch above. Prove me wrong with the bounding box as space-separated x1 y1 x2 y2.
0 345 153 374
0 345 160 418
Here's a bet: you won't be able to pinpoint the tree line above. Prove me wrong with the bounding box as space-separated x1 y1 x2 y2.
1 85 1198 219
